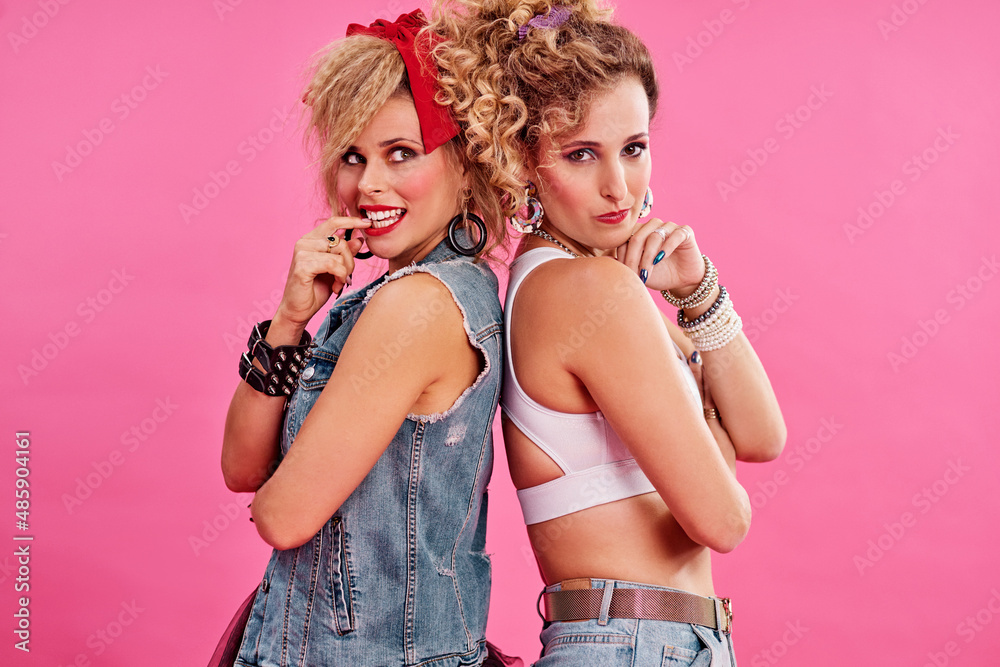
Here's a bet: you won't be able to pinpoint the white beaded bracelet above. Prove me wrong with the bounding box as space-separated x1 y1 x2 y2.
682 297 743 351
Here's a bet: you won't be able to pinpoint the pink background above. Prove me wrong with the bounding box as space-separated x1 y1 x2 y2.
4 0 999 665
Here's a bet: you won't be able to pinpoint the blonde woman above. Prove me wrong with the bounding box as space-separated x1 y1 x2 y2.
220 10 510 666
434 2 786 664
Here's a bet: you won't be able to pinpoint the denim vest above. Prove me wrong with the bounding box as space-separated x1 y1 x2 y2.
236 239 503 667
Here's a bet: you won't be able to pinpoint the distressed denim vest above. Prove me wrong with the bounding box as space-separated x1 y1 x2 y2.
236 238 503 667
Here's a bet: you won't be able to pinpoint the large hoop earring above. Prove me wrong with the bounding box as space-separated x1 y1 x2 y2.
508 182 544 233
447 212 488 257
344 227 373 259
638 187 654 219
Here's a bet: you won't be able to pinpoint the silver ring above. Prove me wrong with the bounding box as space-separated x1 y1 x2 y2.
654 227 668 240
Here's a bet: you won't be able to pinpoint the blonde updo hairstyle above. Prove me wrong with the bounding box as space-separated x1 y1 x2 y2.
303 33 507 259
430 0 659 217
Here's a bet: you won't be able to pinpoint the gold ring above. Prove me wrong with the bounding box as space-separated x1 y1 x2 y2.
326 235 340 252
704 407 719 420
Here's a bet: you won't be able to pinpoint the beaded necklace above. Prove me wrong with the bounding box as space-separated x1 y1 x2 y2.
531 228 580 257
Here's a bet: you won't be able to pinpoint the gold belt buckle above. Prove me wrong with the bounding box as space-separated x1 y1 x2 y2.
719 597 733 633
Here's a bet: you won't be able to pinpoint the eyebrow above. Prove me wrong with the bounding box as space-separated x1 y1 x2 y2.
561 132 649 149
345 137 424 154
379 137 423 148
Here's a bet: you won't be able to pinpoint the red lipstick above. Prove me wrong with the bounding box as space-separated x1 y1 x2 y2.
359 204 407 236
596 208 630 224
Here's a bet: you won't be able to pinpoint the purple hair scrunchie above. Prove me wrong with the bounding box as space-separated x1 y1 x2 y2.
518 6 572 40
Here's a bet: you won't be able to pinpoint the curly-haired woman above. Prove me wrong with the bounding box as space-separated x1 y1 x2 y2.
219 10 511 666
433 2 786 664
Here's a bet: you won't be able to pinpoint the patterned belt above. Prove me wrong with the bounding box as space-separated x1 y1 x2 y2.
540 586 733 633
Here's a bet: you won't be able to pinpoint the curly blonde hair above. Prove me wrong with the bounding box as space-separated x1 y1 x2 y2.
302 33 508 259
429 0 659 217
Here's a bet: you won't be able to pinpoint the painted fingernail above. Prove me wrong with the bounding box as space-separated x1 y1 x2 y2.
639 269 648 284
689 351 701 364
653 251 665 265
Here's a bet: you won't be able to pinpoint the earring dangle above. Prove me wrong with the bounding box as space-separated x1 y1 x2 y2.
508 182 544 233
447 211 488 257
344 227 373 259
638 187 654 219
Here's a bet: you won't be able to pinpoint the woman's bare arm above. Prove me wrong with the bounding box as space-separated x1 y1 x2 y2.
249 274 478 551
534 257 751 553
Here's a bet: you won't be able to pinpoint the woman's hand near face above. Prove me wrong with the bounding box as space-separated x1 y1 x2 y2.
221 215 369 492
616 218 706 296
273 216 370 332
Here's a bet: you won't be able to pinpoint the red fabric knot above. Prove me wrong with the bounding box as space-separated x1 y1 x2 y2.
344 9 460 153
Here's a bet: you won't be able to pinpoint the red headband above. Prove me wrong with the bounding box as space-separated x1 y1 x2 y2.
345 9 460 154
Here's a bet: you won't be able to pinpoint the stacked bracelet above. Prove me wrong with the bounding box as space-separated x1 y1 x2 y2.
676 286 729 329
661 255 718 310
238 320 314 396
679 286 743 351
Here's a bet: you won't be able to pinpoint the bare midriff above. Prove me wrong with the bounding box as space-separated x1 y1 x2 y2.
503 417 717 598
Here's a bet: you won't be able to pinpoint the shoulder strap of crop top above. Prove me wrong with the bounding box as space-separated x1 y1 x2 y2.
502 248 590 472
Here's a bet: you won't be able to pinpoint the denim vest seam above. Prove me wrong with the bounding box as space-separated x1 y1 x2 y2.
446 374 500 646
475 322 502 343
281 548 300 665
341 519 357 633
329 517 356 635
410 638 487 666
405 420 427 664
297 529 324 666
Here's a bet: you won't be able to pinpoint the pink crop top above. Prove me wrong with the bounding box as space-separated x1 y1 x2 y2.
502 248 703 525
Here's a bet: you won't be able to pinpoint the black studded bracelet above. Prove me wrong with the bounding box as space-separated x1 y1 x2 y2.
238 320 314 397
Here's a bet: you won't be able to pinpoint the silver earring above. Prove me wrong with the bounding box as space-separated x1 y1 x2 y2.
638 187 654 219
508 182 544 233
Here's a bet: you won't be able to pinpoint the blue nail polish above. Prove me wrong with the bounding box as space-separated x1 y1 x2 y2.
689 351 701 364
639 269 648 284
653 250 665 265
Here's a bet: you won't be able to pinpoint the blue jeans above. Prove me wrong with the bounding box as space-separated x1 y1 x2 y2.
533 579 736 667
